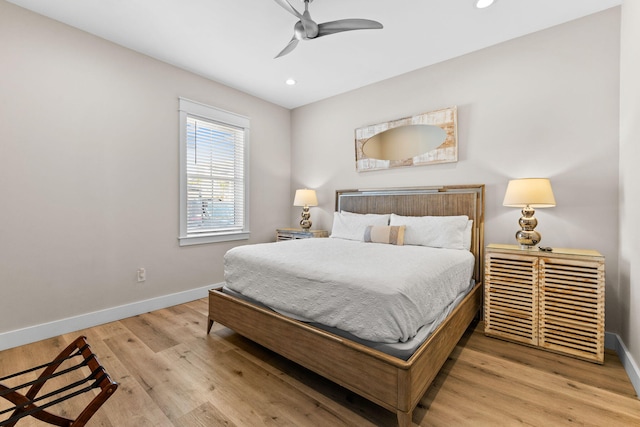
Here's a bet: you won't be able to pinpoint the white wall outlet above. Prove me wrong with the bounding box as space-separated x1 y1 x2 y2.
137 268 146 282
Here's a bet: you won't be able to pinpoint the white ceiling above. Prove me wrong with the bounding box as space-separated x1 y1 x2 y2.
8 0 621 109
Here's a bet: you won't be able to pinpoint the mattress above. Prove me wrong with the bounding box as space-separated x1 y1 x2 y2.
224 238 475 344
222 281 474 360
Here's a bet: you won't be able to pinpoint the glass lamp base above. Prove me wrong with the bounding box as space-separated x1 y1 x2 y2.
515 206 541 248
300 219 312 230
515 229 541 248
300 206 312 230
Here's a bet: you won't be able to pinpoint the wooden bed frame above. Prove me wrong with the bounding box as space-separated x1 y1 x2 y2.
207 185 485 426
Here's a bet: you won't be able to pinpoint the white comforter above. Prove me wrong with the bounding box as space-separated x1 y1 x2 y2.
224 238 475 343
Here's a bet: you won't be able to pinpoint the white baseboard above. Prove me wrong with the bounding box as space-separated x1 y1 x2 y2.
606 331 640 398
0 284 220 352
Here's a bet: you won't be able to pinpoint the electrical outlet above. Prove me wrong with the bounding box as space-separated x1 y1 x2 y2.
137 268 146 282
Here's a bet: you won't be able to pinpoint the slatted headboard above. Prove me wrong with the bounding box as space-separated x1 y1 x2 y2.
335 185 485 282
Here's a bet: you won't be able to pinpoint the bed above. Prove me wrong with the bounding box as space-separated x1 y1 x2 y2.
207 185 485 426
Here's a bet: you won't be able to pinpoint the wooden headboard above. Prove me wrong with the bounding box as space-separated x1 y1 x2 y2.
335 185 485 282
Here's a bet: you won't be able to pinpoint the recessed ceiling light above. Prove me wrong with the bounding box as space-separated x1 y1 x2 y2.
475 0 495 8
285 78 296 86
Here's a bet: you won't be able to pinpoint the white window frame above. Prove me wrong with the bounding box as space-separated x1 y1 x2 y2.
178 98 250 246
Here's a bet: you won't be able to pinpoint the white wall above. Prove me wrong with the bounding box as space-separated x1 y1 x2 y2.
0 1 291 336
291 10 622 332
619 0 640 381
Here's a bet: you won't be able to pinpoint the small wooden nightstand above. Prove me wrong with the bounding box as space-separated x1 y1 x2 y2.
276 228 329 241
484 244 605 363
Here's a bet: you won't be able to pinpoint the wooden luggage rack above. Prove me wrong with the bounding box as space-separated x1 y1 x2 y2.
0 336 117 426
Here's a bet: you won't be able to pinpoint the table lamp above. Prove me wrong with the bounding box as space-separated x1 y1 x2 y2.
293 189 318 230
503 178 556 248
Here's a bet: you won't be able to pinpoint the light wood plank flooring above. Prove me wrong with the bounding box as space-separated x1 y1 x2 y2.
1 298 638 426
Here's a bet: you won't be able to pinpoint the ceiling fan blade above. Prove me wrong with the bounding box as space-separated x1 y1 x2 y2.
273 0 302 19
317 19 383 37
275 37 299 58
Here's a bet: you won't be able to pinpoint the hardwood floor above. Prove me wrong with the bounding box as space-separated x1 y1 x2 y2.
1 298 638 426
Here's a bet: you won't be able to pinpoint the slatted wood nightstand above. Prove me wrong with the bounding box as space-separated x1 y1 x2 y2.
484 244 605 363
276 228 329 241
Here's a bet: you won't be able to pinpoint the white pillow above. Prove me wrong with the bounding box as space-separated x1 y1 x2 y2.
389 214 469 249
330 212 390 241
463 220 473 251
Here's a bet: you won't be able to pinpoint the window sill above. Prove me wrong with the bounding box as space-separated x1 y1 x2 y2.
179 231 250 246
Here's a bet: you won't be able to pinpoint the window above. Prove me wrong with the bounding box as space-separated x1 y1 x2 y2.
179 98 249 245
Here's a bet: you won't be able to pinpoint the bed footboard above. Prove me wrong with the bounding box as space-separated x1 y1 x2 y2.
207 282 482 426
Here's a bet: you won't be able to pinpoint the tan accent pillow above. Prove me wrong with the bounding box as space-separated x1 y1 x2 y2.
364 225 405 245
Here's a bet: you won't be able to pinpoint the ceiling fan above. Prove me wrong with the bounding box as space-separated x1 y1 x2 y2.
273 0 383 58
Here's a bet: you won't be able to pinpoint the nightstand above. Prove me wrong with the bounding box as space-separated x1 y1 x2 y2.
484 243 605 363
276 228 329 241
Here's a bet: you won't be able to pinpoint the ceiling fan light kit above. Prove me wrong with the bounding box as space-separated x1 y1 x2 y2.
273 0 383 58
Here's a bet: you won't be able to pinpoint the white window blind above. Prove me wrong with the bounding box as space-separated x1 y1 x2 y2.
179 98 250 245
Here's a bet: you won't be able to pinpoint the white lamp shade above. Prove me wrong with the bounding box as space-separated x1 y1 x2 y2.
293 189 318 207
503 178 556 208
